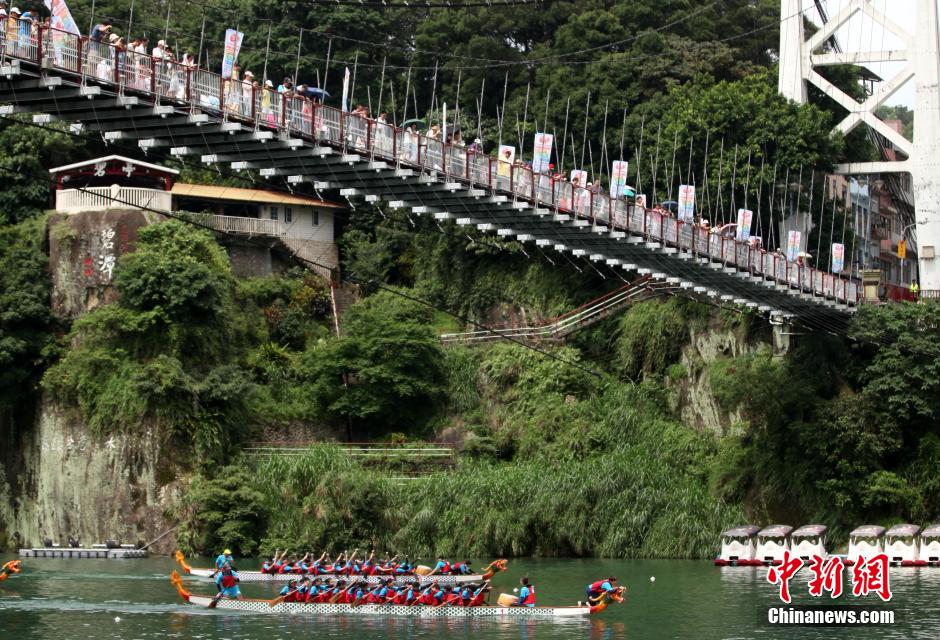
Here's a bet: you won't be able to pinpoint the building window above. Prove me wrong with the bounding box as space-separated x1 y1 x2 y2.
285 207 293 223
270 206 279 221
313 210 320 226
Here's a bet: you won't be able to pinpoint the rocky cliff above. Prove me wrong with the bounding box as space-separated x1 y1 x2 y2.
0 209 178 552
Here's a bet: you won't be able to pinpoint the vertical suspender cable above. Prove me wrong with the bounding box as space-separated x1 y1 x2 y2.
714 138 724 222
702 130 711 217
729 144 739 224
542 87 551 139
755 152 766 237
454 67 462 135
197 15 206 74
580 92 591 170
322 38 333 95
667 129 678 202
497 69 508 149
428 59 439 123
559 96 570 174
127 0 136 43
651 123 662 201
376 56 387 116
635 115 645 195
816 174 827 262
402 64 412 123
349 51 359 109
827 181 837 270
519 82 531 162
600 99 610 184
292 28 303 88
261 23 272 86
476 76 485 146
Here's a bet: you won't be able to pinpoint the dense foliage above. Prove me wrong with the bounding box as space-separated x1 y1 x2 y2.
0 216 56 410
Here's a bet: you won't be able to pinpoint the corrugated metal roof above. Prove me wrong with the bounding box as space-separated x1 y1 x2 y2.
171 183 344 208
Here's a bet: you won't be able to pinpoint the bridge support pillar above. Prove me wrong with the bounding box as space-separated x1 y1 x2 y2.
772 323 792 357
912 0 940 292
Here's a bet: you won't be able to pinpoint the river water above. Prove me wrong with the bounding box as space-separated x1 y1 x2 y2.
1 554 939 639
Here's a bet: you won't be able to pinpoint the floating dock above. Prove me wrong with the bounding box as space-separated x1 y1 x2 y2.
19 545 147 559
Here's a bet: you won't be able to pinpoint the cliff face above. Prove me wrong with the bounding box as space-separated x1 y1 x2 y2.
0 209 178 552
4 403 179 552
669 319 766 436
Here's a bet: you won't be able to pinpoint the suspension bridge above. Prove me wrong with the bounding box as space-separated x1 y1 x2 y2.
1 8 916 329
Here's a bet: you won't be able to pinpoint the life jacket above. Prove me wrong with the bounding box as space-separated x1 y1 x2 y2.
589 580 607 592
220 572 237 589
520 585 536 606
261 562 271 574
279 563 293 574
392 589 408 605
452 563 468 574
470 590 486 607
441 561 451 574
304 587 317 603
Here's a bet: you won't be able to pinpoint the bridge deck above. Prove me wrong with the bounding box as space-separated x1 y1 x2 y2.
0 25 860 325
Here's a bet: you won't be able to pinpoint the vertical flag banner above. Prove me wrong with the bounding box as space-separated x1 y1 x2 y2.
611 161 630 197
532 132 554 173
678 185 696 222
498 145 516 177
341 67 351 112
44 0 80 35
787 230 802 262
736 209 753 241
221 29 244 80
831 243 845 273
442 103 447 144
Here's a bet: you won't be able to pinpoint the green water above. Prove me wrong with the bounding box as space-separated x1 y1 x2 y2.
1 554 938 638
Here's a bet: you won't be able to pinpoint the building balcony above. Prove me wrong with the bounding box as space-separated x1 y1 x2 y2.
56 187 172 213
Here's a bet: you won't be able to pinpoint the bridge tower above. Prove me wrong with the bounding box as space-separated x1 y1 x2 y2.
778 0 940 292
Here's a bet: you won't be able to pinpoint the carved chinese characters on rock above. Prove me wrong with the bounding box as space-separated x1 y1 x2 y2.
82 224 119 285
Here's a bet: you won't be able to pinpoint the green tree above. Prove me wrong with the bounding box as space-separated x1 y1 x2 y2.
0 119 86 224
0 216 56 410
302 290 445 436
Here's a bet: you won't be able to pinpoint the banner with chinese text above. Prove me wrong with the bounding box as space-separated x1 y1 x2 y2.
532 133 553 173
221 29 244 80
678 184 695 222
736 208 753 241
786 230 802 262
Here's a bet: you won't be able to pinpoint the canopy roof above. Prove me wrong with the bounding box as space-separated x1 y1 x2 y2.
921 524 940 538
886 524 921 537
50 154 179 176
792 524 828 538
721 525 760 538
850 525 886 537
171 183 344 208
758 525 793 538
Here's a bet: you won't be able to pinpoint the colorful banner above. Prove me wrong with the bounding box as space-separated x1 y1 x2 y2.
786 230 802 262
736 209 753 241
442 103 447 144
44 0 80 35
221 29 244 80
498 145 515 177
341 67 351 112
677 184 695 222
532 132 553 173
611 161 630 197
831 242 845 273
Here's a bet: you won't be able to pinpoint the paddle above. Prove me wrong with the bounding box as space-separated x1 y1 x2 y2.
268 590 296 608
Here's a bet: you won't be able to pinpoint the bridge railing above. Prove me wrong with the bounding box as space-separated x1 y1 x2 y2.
14 19 861 306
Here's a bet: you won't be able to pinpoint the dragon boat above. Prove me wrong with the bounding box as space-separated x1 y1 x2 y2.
170 571 624 619
175 552 507 585
0 560 22 582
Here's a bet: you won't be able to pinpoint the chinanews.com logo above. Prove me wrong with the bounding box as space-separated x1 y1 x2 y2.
763 551 896 626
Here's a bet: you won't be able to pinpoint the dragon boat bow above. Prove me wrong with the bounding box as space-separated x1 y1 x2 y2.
175 552 507 585
170 571 624 618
